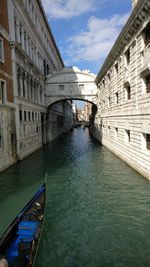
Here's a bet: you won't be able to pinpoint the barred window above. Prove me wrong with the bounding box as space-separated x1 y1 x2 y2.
115 92 119 104
125 48 130 65
125 130 130 143
144 23 150 46
145 75 150 93
125 84 131 100
59 85 64 91
115 62 118 74
19 110 22 122
0 80 7 104
146 134 150 150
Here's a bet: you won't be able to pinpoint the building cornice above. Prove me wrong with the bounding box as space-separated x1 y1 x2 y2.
95 0 150 84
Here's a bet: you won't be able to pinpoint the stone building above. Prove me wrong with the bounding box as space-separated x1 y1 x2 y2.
93 0 150 180
47 100 75 142
7 0 64 161
0 0 16 171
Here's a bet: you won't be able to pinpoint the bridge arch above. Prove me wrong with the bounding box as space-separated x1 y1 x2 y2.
45 66 98 106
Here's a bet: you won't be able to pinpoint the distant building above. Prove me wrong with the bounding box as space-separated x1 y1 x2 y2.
77 102 92 122
6 0 64 161
93 0 150 180
0 0 16 171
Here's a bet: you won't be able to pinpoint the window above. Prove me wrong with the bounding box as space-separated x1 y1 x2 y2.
32 112 34 121
145 75 150 93
108 97 110 107
115 62 118 74
0 80 7 104
125 48 130 65
115 92 119 104
79 84 84 90
19 110 22 122
28 111 31 121
24 111 26 121
0 38 4 63
125 83 131 100
59 85 64 91
125 130 130 143
115 127 118 137
146 134 150 150
144 22 150 46
102 80 105 88
142 133 150 150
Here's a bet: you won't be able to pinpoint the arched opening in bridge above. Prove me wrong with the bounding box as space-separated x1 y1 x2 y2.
46 98 97 142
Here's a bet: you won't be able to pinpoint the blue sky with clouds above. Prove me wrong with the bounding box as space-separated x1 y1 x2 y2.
42 0 132 75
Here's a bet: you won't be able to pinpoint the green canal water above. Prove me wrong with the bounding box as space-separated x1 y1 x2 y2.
0 128 150 267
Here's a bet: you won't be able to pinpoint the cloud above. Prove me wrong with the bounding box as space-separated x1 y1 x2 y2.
64 13 129 65
42 0 97 19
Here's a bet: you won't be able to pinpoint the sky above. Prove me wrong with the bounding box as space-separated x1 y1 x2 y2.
41 0 132 109
41 0 132 75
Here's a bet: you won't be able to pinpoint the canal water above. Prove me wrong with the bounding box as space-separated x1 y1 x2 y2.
0 128 150 267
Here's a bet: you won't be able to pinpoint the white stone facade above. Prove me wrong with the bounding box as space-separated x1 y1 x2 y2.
7 0 64 160
93 0 150 180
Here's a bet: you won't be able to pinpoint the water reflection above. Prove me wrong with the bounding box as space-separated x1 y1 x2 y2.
0 128 150 266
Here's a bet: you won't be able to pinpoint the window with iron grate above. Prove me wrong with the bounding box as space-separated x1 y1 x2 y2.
146 134 150 150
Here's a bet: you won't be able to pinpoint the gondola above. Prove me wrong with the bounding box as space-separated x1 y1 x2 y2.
0 183 46 267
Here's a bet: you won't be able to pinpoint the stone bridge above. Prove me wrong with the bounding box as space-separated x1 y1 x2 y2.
45 66 98 107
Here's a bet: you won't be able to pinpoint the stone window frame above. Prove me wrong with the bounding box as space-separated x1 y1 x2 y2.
0 79 7 104
0 37 4 63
